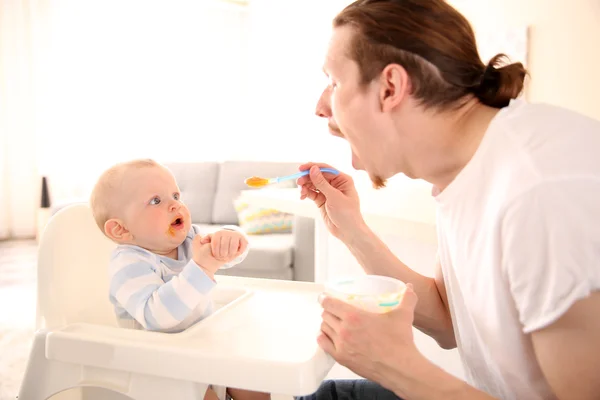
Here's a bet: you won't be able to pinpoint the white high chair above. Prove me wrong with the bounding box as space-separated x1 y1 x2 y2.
18 204 334 400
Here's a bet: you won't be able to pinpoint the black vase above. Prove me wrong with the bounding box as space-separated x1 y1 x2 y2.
40 176 51 208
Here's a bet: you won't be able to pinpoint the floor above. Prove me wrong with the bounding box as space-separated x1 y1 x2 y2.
0 239 358 400
0 239 37 400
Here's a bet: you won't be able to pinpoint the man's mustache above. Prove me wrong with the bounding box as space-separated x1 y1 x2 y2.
328 123 343 135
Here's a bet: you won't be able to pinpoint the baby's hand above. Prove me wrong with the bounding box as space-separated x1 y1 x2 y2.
206 228 248 263
192 235 225 279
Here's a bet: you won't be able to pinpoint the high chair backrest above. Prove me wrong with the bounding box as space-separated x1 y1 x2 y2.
37 203 118 329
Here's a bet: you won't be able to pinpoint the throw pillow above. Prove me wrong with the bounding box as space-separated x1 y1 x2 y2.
233 197 293 234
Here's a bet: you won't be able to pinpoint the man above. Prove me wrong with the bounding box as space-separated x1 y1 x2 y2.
296 0 600 399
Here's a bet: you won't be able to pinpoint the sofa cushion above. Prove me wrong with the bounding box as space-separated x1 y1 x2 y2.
194 223 294 272
241 233 294 271
164 162 219 224
211 161 298 224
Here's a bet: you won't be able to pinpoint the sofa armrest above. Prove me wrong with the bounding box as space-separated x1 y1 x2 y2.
292 216 315 282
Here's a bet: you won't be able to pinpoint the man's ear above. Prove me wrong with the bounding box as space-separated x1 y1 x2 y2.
379 63 411 112
104 218 132 243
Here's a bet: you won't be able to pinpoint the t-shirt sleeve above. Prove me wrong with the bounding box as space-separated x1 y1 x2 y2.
501 179 600 334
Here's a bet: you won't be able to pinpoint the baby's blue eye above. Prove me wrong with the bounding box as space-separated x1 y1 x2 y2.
150 197 160 205
173 193 180 201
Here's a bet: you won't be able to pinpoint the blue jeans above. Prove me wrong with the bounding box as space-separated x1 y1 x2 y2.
295 379 403 400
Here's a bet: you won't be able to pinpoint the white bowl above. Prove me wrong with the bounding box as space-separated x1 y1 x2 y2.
324 275 406 313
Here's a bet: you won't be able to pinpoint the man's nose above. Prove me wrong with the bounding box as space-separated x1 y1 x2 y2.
315 88 332 118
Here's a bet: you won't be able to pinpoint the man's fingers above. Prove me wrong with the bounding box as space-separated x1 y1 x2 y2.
299 184 317 200
322 310 342 332
309 166 336 196
298 162 337 191
299 162 335 172
298 181 317 192
300 182 325 206
320 320 338 342
320 295 358 320
317 332 336 356
400 283 418 312
304 187 326 208
297 175 311 186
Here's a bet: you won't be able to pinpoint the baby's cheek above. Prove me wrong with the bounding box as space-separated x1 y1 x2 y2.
146 212 167 234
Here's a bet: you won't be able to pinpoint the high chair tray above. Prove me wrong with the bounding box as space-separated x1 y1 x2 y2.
44 276 334 396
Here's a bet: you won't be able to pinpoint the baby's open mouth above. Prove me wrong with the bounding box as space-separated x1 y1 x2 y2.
170 216 184 228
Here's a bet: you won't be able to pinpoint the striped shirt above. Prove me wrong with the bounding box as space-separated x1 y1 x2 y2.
109 224 248 333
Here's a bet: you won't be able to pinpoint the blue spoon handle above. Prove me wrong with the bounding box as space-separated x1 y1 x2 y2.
275 167 339 183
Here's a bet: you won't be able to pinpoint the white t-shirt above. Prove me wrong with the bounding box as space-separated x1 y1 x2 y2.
434 99 600 399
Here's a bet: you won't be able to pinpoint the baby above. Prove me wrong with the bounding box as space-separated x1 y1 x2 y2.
90 159 269 400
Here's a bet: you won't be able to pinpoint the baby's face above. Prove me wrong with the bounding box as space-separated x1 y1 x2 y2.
118 166 192 254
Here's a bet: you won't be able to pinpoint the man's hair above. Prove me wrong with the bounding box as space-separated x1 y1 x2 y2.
334 0 528 110
89 158 160 232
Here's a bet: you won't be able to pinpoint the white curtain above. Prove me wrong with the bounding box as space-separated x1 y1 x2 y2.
0 0 50 240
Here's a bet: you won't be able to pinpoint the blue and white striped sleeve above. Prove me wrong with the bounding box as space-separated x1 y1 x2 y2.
109 249 216 331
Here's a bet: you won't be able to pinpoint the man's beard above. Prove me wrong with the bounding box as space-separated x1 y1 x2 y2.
371 174 387 189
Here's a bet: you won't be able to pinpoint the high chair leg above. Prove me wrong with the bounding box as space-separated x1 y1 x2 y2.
18 330 85 400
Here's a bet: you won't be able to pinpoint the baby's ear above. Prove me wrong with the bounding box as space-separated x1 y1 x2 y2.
104 219 131 243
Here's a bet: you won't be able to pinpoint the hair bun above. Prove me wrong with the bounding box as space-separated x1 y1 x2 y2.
475 54 527 108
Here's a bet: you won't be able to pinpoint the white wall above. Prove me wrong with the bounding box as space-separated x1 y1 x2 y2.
39 0 358 203
241 0 354 169
450 0 600 120
35 0 250 202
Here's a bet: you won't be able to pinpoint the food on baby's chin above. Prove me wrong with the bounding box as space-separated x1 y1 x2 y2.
244 176 269 188
166 217 184 236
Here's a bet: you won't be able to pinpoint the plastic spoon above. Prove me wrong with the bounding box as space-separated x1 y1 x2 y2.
244 168 339 188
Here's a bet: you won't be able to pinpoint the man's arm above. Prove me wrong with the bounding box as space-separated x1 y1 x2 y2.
399 291 600 400
500 179 600 399
531 291 600 400
347 224 456 348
